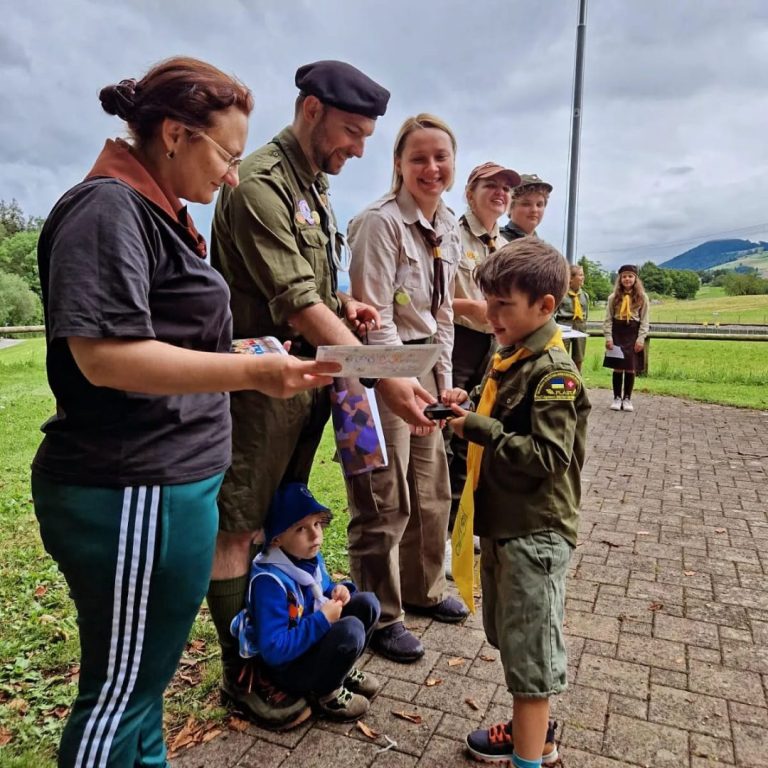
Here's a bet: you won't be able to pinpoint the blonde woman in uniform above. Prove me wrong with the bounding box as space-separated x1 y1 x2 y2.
446 163 521 570
345 114 469 663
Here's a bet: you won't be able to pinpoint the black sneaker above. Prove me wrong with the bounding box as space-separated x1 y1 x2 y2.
404 595 469 624
465 719 559 765
220 658 312 730
370 621 425 663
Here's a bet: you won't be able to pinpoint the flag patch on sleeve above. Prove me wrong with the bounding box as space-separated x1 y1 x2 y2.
534 370 581 401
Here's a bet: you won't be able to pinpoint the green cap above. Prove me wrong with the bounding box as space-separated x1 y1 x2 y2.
515 173 553 194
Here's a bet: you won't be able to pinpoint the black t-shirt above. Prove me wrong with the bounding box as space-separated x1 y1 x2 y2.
33 178 233 486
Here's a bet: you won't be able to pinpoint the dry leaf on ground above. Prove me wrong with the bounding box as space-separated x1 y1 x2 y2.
479 655 496 662
447 657 465 667
465 698 480 711
425 678 442 687
392 710 423 724
0 727 12 746
227 717 248 733
356 721 380 740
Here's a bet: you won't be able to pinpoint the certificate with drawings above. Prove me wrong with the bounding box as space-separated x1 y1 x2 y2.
317 344 443 378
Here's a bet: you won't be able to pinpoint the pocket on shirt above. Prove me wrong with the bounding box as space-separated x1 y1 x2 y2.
298 227 330 274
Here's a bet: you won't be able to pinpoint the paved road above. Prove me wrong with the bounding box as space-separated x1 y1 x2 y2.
172 389 768 768
0 339 22 349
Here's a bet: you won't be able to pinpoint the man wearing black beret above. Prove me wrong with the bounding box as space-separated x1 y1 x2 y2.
207 60 436 728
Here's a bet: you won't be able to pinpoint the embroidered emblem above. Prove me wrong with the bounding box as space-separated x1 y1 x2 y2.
534 370 581 401
287 590 304 628
294 211 306 225
465 250 477 261
311 210 321 225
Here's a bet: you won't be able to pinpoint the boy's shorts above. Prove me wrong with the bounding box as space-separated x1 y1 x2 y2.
480 531 572 697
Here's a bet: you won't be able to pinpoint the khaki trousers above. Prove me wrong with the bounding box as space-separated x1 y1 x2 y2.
346 373 451 627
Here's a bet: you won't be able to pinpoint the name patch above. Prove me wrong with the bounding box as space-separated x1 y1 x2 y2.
534 370 581 401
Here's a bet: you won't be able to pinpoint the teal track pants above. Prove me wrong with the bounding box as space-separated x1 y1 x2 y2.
32 472 223 768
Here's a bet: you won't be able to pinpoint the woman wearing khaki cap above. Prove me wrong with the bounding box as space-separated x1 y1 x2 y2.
446 162 521 560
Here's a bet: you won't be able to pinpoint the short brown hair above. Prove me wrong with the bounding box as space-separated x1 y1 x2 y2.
474 237 569 305
99 56 254 146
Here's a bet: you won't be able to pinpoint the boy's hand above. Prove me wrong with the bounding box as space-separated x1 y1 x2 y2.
449 403 467 438
331 584 351 605
320 599 343 623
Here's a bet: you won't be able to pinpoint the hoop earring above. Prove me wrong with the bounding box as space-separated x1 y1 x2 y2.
166 150 175 160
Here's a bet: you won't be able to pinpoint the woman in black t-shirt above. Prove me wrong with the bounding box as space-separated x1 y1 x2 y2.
32 57 336 768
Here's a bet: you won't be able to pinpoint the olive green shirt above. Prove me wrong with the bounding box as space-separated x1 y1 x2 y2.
211 127 341 341
463 318 590 547
555 288 590 325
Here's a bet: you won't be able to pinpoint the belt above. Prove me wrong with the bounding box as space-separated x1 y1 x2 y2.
402 336 435 345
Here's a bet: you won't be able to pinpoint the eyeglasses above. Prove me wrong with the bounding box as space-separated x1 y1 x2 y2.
190 129 242 172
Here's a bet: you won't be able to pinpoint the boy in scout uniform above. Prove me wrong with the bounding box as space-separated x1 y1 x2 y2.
500 173 553 241
207 60 434 728
448 237 590 768
555 264 590 371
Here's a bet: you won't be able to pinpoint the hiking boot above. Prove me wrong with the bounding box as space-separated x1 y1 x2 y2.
220 658 311 730
466 719 559 765
610 397 622 411
344 666 382 699
404 595 469 624
316 686 369 722
371 621 425 663
622 398 634 412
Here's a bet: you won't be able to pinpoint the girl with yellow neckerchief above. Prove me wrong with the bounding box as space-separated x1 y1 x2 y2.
555 264 589 371
603 265 649 412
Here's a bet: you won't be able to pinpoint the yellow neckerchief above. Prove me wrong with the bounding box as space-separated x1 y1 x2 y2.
569 290 584 320
451 327 565 612
618 293 632 321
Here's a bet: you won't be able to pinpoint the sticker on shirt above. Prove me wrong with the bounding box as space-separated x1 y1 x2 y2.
394 289 411 306
297 199 314 226
534 370 581 401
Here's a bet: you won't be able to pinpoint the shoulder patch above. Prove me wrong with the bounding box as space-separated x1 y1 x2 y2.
534 370 582 401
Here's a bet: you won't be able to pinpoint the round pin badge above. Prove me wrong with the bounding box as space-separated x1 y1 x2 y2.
311 211 321 225
395 290 411 306
298 199 313 223
294 212 306 225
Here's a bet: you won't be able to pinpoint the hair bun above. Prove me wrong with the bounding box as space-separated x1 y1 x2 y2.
99 78 138 120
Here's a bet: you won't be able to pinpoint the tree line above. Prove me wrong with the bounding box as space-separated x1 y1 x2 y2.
0 200 43 326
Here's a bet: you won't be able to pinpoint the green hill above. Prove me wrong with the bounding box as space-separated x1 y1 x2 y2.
660 239 768 271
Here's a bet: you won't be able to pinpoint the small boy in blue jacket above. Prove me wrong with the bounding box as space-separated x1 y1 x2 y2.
231 482 381 723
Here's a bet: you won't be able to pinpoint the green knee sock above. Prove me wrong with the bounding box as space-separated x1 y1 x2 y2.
206 575 248 681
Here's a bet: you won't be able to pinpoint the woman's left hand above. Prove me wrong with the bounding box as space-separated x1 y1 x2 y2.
634 341 644 353
344 299 381 335
440 387 469 405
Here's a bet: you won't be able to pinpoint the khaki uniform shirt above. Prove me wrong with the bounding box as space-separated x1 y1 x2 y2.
210 127 341 341
556 288 590 325
348 188 461 390
463 318 591 547
454 210 507 334
603 292 650 344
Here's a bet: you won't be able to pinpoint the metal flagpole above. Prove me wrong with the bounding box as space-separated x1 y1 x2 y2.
565 0 587 264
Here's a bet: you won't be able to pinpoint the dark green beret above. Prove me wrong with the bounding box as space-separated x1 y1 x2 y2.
295 60 390 119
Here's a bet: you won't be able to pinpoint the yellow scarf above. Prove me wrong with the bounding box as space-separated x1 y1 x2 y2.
569 290 584 320
618 294 632 321
451 328 565 612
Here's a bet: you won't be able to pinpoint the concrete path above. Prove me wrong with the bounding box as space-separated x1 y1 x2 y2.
173 389 768 767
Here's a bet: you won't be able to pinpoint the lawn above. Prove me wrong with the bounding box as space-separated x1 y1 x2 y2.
647 285 768 325
1 335 766 763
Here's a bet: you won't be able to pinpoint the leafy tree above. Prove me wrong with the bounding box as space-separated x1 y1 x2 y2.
668 269 700 299
578 256 612 301
0 270 43 326
722 273 768 296
0 230 41 296
0 199 43 239
639 261 672 295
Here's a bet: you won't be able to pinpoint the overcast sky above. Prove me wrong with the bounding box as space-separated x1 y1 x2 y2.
2 0 767 269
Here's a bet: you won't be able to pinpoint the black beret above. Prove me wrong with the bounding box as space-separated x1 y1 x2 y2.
618 264 638 275
295 60 390 119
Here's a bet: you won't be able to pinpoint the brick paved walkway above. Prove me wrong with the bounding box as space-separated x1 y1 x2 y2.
173 390 768 768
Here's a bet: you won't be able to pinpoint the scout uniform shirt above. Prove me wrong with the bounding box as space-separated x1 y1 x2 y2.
499 220 530 241
211 127 341 344
602 292 650 345
347 187 461 390
556 288 590 325
454 209 507 334
462 318 591 547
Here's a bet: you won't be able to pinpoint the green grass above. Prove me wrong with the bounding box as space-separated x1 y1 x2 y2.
1 334 765 762
647 285 768 324
581 337 768 409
